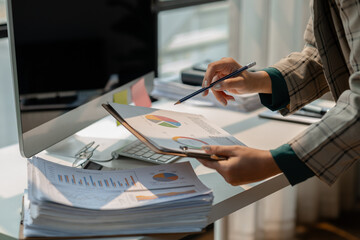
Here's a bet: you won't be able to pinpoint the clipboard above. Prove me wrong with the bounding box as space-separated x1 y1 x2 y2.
102 103 227 161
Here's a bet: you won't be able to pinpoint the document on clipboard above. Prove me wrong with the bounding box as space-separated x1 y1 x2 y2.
102 103 246 160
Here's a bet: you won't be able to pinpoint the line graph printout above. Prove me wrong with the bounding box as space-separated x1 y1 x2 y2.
28 157 211 210
109 103 245 153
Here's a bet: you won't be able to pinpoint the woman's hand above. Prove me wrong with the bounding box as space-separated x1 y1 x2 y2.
197 145 281 185
202 57 272 105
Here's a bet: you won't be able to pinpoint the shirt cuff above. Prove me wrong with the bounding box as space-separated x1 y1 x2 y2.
270 144 315 186
259 67 290 111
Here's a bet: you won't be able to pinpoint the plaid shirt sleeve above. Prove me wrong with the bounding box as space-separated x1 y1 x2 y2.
270 0 360 185
271 17 329 115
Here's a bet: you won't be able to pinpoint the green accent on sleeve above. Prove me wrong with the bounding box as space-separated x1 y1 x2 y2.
270 144 315 186
259 67 290 111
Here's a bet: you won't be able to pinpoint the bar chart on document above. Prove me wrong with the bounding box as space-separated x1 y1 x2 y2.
46 164 142 191
25 157 213 236
29 157 210 210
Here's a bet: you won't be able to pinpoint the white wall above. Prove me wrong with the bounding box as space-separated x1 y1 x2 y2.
0 38 18 147
158 2 229 77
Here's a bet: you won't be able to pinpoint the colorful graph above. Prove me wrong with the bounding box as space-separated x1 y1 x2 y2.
153 173 179 182
172 136 208 150
145 115 181 128
57 174 137 188
136 189 196 201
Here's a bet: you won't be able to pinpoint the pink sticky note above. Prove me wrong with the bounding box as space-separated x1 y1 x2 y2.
131 78 152 107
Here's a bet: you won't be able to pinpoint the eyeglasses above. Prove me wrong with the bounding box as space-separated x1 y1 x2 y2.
72 141 99 168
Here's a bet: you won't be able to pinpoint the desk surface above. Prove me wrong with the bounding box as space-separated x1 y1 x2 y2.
0 100 309 240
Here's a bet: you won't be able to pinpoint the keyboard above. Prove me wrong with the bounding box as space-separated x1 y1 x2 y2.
112 140 180 164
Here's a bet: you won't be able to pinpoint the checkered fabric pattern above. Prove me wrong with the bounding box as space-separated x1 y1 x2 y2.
271 0 360 185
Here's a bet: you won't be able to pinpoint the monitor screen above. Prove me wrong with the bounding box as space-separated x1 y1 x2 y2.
7 0 157 157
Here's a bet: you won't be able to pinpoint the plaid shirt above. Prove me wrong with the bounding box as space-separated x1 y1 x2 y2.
271 0 360 185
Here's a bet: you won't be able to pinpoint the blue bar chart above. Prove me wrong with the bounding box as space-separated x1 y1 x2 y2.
56 172 138 190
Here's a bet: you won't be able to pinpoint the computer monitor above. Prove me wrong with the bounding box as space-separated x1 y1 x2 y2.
7 0 157 158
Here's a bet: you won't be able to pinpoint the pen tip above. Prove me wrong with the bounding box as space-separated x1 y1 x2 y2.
174 101 180 105
247 62 256 68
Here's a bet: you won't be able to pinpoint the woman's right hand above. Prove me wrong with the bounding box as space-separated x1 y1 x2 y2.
202 57 272 105
196 145 281 186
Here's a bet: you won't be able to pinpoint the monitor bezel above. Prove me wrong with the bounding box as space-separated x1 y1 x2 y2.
6 0 155 158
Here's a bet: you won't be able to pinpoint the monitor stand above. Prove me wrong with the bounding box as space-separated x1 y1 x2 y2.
43 133 151 170
43 119 136 168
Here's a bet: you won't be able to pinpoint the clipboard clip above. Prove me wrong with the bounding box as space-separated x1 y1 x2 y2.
179 145 227 161
179 145 189 154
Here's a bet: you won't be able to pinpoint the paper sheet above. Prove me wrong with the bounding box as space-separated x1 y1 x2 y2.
28 157 211 210
109 103 245 154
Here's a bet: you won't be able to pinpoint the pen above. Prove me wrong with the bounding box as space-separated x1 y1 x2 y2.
293 109 323 118
174 61 256 105
301 105 330 115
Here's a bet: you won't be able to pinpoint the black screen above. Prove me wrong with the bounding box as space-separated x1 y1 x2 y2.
11 0 157 95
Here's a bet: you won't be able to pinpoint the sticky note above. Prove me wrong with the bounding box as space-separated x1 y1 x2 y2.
113 89 128 126
131 78 151 107
113 89 128 105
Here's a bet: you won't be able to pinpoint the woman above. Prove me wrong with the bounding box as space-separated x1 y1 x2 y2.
198 0 360 187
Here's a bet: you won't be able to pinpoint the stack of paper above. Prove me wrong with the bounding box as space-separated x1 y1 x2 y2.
151 77 262 112
23 157 213 237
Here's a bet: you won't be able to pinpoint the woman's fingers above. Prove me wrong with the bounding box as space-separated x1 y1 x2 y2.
203 74 219 97
212 76 245 92
203 145 238 156
202 58 238 97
